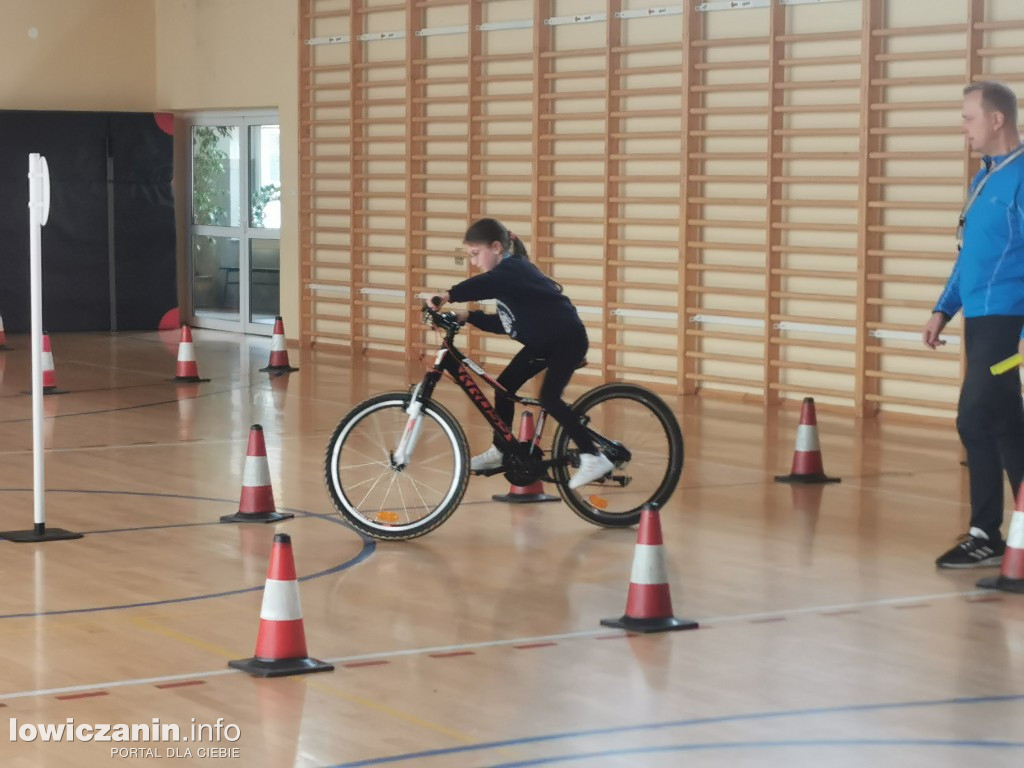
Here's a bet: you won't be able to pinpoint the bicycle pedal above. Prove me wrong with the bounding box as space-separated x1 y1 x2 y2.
470 467 505 477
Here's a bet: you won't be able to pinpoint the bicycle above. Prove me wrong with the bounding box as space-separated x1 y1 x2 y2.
324 302 684 540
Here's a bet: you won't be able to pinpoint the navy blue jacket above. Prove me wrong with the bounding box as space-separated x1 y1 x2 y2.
448 256 584 348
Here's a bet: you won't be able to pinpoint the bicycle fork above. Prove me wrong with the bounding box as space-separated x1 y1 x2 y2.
391 381 429 468
392 362 448 468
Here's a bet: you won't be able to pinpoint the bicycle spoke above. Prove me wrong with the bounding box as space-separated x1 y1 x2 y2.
340 473 389 492
401 471 454 499
337 460 391 472
355 468 391 511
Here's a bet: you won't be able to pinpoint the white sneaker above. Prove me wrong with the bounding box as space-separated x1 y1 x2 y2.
470 444 504 471
569 452 614 490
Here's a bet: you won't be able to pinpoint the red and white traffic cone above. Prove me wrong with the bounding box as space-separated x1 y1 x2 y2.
774 397 840 484
601 503 699 633
171 324 209 383
42 333 68 395
978 486 1024 594
260 316 299 375
221 425 294 524
228 533 334 677
492 411 559 504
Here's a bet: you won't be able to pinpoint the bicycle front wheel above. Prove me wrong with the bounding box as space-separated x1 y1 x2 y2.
552 383 683 528
324 392 469 540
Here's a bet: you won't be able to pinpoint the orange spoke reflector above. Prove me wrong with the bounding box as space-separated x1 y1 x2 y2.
588 496 608 509
376 511 400 524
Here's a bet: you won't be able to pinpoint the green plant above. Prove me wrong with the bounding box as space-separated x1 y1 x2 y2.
250 183 281 228
192 126 232 226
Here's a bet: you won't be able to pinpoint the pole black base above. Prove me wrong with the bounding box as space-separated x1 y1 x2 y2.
219 510 295 524
600 615 700 633
977 574 1024 594
774 473 841 484
228 656 334 678
0 523 83 542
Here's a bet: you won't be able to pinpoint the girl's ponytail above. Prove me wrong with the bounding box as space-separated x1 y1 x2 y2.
507 231 529 261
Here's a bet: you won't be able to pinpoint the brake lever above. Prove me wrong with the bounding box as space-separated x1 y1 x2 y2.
421 303 437 328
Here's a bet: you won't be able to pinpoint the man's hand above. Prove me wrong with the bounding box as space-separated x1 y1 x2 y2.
453 309 468 323
922 312 948 349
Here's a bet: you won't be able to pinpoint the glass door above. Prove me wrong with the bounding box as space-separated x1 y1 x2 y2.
188 113 280 335
247 124 281 327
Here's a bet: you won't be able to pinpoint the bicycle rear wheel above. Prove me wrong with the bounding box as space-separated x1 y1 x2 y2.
552 383 683 528
324 391 469 540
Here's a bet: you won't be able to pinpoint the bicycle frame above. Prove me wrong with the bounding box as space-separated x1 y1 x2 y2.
391 306 558 470
416 332 536 456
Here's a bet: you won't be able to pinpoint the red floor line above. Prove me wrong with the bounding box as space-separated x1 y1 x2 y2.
56 691 109 701
155 680 206 690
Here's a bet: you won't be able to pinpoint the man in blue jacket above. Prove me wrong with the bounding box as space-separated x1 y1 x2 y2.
924 81 1024 568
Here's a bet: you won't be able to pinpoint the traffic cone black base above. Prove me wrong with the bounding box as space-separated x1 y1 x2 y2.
228 657 333 678
774 473 840 485
600 616 699 633
220 510 294 524
976 575 1024 594
492 490 560 504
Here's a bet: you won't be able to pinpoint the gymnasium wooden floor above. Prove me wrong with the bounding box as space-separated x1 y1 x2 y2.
1 329 1022 767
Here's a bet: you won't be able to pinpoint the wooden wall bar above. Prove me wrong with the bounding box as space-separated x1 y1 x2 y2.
299 0 1024 420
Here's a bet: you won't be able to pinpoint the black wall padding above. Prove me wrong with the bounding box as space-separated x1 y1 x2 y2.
0 111 110 332
0 110 176 332
109 113 176 331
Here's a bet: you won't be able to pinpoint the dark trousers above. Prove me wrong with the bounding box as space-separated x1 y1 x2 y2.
493 329 596 454
957 315 1024 540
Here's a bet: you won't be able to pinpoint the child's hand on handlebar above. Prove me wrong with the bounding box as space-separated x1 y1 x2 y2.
429 292 450 308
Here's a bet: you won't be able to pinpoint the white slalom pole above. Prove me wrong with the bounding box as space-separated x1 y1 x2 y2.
0 154 80 542
30 153 47 533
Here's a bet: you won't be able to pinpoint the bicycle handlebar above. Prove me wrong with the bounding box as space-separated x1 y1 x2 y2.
421 302 462 341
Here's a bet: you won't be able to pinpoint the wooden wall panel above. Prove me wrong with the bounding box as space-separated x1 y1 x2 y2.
300 0 1024 420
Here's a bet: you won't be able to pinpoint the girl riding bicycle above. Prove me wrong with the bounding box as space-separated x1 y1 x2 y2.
431 218 614 490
